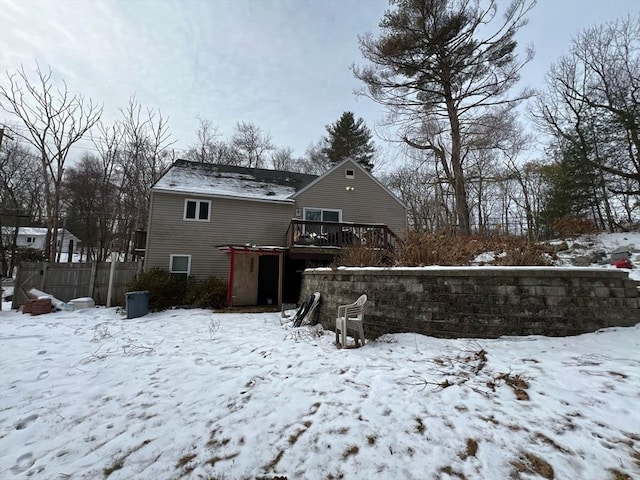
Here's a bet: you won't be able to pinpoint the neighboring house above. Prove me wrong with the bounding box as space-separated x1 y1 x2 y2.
144 158 407 307
1 227 81 257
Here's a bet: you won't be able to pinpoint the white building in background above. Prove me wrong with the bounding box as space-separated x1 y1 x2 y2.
2 227 81 257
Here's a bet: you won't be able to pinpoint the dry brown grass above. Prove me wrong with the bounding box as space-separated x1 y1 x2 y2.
465 438 478 458
175 452 197 470
103 439 152 477
415 417 426 434
511 452 554 479
551 217 596 238
332 243 391 267
288 420 312 445
490 373 531 401
342 445 359 459
607 469 632 480
264 449 284 472
394 232 552 267
439 465 467 479
206 452 239 467
534 433 570 454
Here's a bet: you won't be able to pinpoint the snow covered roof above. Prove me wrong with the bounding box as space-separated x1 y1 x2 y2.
153 160 318 203
1 227 80 240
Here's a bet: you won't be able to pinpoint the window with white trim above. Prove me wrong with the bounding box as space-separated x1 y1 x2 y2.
345 169 355 179
303 208 342 236
304 207 341 223
170 254 191 275
184 199 211 221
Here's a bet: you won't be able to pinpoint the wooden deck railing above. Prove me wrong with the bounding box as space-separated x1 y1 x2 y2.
286 220 398 250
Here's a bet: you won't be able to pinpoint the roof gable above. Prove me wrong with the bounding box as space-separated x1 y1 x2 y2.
292 158 407 209
153 160 318 202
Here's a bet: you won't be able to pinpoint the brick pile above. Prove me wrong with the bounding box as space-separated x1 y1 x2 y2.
22 298 53 315
31 298 52 315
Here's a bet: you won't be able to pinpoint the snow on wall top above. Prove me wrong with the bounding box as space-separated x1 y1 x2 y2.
153 160 317 202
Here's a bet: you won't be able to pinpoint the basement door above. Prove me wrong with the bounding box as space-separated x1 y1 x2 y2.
257 255 279 306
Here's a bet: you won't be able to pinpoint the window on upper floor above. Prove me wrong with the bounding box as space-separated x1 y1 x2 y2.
303 207 342 236
170 254 191 275
26 236 35 243
304 207 341 223
184 199 211 221
345 169 355 179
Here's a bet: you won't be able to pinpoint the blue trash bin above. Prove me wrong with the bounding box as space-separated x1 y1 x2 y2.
125 291 149 319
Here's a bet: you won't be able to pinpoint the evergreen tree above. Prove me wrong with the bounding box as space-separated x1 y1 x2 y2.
353 0 534 235
323 111 375 170
539 141 600 236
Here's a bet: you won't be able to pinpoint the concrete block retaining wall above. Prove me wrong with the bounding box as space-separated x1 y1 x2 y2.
300 267 640 338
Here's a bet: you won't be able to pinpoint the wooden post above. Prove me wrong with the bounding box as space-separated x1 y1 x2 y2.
227 248 235 308
88 261 97 298
39 262 48 291
106 252 118 307
278 252 284 307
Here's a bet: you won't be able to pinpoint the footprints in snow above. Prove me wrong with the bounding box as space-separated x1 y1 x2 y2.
11 452 35 474
15 414 38 430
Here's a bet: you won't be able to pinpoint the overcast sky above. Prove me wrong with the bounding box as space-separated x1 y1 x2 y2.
0 0 637 162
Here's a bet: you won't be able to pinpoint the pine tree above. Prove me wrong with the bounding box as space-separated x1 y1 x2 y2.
539 141 600 236
353 0 534 235
323 111 375 170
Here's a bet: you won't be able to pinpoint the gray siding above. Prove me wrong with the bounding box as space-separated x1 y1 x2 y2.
145 192 295 280
294 160 407 235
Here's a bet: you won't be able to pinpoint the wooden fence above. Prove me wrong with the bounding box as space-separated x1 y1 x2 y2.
12 261 143 309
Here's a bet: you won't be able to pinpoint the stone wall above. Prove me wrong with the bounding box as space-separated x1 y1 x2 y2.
300 267 640 338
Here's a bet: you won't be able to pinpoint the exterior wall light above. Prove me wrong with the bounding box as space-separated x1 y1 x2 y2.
346 186 355 191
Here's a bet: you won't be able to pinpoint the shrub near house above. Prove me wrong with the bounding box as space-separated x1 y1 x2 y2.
127 268 227 311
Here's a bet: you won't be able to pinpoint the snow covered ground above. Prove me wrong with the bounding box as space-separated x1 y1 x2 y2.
1 231 639 479
0 306 639 479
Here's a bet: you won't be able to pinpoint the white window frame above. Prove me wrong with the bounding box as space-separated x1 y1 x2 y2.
169 254 191 275
303 207 342 223
303 207 342 236
345 169 355 179
183 198 211 222
26 236 35 244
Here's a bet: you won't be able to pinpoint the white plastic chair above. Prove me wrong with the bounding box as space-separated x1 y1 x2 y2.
335 294 367 348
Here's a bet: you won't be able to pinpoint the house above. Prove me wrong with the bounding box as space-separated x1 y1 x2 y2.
2 227 81 258
143 158 407 307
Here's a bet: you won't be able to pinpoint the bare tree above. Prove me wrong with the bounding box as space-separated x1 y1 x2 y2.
231 121 274 168
90 121 124 260
269 146 296 171
570 15 639 192
505 159 547 240
0 138 44 275
185 116 222 163
533 15 639 229
353 0 535 235
0 64 102 260
117 96 175 258
384 148 455 232
294 139 332 175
